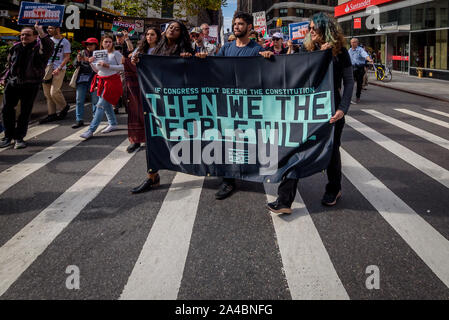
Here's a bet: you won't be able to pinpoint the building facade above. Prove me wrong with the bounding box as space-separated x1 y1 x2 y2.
336 0 449 80
238 0 337 31
0 0 222 43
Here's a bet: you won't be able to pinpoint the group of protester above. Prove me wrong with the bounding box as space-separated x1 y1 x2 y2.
0 10 377 212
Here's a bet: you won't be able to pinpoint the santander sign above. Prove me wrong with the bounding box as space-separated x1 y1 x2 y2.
335 0 398 17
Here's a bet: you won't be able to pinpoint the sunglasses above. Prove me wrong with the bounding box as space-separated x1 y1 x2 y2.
191 34 200 38
272 37 281 41
308 25 318 32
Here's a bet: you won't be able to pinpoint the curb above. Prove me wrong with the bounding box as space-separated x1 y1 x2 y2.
369 81 449 103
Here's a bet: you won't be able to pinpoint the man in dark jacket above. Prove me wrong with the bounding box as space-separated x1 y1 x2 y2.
0 23 53 149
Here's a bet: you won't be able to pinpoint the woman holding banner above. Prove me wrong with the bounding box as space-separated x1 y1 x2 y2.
266 12 354 213
123 27 162 153
80 34 123 140
131 21 194 194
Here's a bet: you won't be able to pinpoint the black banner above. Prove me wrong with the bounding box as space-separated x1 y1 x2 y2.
137 50 335 183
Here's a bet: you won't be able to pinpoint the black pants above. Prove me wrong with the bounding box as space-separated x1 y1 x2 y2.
353 66 365 99
277 117 345 207
2 82 40 140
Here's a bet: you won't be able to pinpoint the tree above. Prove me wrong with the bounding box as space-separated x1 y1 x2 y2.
107 0 227 18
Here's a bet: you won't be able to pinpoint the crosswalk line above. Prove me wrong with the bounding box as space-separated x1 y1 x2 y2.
341 148 449 289
395 109 449 129
264 183 349 300
0 139 134 297
0 123 107 196
361 109 449 151
426 109 449 119
120 173 204 300
0 124 59 153
346 115 449 189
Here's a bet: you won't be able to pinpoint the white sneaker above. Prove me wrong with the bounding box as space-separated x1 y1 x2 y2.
80 130 93 140
101 125 118 133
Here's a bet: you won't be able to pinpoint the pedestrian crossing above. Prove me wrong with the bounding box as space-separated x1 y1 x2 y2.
0 104 449 299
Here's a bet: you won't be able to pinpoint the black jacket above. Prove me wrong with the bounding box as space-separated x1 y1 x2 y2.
6 35 54 86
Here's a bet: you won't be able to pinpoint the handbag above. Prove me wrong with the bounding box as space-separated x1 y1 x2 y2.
69 66 80 88
43 38 64 82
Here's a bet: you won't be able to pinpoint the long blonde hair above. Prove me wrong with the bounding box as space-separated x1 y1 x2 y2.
303 12 346 56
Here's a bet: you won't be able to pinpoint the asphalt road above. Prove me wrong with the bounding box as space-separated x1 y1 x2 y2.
1 84 449 300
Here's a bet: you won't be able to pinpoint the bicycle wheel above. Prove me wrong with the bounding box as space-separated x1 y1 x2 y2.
383 70 392 82
375 67 385 81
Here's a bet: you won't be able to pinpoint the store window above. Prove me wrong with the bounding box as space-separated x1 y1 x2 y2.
411 30 448 71
280 8 288 17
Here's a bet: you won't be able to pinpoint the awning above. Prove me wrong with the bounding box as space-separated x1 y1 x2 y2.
0 26 20 36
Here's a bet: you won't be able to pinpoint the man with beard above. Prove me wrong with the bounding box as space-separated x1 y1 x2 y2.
215 11 266 200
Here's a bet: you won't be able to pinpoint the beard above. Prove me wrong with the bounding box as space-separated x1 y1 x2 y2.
234 27 249 38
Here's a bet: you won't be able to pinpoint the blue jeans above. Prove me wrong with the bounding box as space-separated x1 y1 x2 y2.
76 82 99 122
89 90 118 132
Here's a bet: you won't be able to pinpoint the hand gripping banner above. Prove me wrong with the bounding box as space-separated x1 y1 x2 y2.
137 50 335 183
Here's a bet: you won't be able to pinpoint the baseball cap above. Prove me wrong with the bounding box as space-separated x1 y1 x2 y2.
116 32 124 37
272 32 283 39
190 27 202 34
82 37 99 46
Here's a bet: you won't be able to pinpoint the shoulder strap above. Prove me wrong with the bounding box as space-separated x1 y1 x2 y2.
50 37 64 63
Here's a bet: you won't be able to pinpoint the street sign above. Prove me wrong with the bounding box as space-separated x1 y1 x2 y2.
354 17 361 29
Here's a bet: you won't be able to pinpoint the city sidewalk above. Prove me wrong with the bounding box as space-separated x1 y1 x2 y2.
368 71 449 103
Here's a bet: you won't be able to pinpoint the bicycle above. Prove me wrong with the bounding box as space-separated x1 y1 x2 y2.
373 62 392 82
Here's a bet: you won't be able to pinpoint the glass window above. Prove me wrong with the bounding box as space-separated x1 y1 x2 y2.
94 0 102 7
296 9 304 17
411 30 448 70
280 8 288 17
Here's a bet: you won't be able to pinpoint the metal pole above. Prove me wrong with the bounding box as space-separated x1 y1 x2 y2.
84 0 88 39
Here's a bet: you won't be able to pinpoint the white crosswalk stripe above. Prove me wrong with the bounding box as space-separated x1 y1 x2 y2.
1 106 449 299
120 173 204 300
346 115 449 189
361 109 449 151
395 108 449 129
341 148 449 289
0 124 59 153
425 109 449 119
264 183 349 300
0 139 135 297
0 123 107 196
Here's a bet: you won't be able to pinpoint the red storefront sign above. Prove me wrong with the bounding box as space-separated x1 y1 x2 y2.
392 55 409 61
335 0 398 17
354 18 362 29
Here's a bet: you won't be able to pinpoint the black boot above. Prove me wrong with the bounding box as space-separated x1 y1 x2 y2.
215 181 235 200
131 173 160 194
57 104 70 120
72 121 84 129
267 199 292 214
126 143 141 153
39 113 58 124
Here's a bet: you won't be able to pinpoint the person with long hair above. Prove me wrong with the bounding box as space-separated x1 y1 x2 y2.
72 37 99 129
80 34 123 140
267 12 354 214
131 20 194 194
123 27 162 153
152 20 194 57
